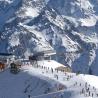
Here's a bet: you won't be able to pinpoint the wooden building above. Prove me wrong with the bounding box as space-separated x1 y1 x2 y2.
55 66 72 73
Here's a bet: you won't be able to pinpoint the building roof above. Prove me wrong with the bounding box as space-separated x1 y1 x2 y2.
0 53 13 56
33 50 56 57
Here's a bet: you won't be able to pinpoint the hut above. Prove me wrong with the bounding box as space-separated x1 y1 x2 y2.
0 53 13 58
55 66 72 73
0 53 14 64
10 59 22 74
10 62 21 74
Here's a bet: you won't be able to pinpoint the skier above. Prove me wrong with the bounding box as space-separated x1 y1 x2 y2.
56 75 58 80
60 94 63 98
92 93 94 97
88 91 90 96
96 93 98 97
80 83 81 86
51 68 53 73
28 95 31 98
81 88 84 94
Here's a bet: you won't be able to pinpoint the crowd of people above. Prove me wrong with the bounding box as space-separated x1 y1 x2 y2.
24 62 98 98
80 82 98 97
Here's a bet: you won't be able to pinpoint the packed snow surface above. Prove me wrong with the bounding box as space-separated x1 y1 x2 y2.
0 60 98 98
1 0 98 76
38 60 65 69
82 75 98 89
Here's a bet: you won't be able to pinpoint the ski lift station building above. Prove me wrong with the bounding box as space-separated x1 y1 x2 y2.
29 50 56 61
29 50 72 72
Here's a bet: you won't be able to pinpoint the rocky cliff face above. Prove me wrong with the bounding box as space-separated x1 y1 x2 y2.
0 0 98 75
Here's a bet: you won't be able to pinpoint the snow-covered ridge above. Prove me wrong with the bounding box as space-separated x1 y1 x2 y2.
0 61 98 98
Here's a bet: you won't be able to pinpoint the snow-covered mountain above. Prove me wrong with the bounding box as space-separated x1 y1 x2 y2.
1 63 98 98
0 0 98 75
